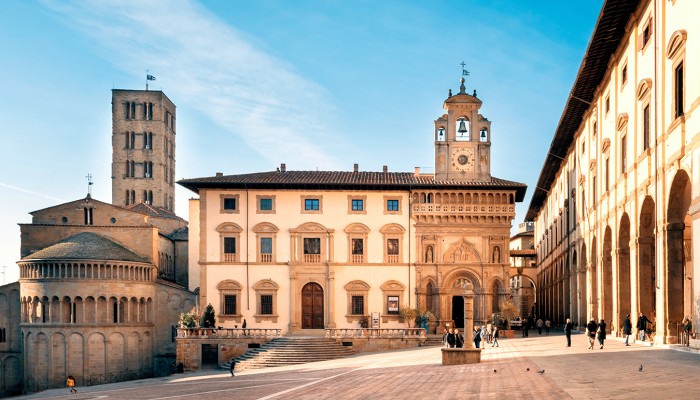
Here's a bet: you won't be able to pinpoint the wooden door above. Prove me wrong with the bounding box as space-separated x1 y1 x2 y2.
302 283 324 329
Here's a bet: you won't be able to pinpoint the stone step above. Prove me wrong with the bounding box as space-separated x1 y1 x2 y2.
223 336 358 371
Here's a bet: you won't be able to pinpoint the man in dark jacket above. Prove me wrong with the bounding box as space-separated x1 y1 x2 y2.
586 318 598 349
229 359 236 377
446 328 456 348
564 318 574 347
623 314 633 346
637 312 650 341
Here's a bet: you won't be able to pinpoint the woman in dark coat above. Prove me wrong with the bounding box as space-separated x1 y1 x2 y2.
586 319 598 349
597 319 607 349
473 326 482 348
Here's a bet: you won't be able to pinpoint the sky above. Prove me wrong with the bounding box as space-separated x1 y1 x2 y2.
0 0 603 284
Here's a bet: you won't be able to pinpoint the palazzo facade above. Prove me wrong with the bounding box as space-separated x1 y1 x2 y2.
527 0 700 344
180 74 526 334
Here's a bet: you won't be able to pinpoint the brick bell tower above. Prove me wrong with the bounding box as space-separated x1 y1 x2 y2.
434 66 492 181
111 89 176 211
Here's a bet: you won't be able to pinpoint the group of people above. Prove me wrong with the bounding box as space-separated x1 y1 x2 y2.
443 324 500 349
518 316 552 337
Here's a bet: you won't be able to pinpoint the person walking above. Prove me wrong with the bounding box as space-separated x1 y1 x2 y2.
536 318 543 335
545 319 551 335
480 325 488 345
447 328 456 348
683 316 692 345
637 312 650 341
455 329 464 348
597 319 607 349
564 318 573 347
66 375 77 394
229 358 236 377
586 318 598 349
491 326 500 347
442 328 449 348
623 314 633 346
522 318 529 337
473 326 482 348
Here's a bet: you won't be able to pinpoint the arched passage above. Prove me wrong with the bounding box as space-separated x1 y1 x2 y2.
590 238 598 320
571 249 579 324
666 170 692 342
638 196 656 320
602 226 613 327
617 213 631 335
579 243 588 328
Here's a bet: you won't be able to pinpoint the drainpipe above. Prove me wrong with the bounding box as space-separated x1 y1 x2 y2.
408 188 412 308
246 184 250 311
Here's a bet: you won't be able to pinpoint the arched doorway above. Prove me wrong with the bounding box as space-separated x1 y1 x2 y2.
666 171 692 342
617 214 631 336
451 296 465 329
301 282 324 329
638 196 656 320
602 227 613 327
590 238 598 320
579 243 588 328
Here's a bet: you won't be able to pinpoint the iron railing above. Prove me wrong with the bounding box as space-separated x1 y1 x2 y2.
88 368 152 386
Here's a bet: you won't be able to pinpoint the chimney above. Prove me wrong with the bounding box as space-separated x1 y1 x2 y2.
353 163 358 173
414 167 421 176
280 163 286 172
215 172 223 177
383 165 388 173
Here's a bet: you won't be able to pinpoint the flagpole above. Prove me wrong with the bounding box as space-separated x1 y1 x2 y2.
146 69 149 90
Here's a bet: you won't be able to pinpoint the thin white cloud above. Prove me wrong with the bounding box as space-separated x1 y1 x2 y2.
42 0 343 171
0 182 66 203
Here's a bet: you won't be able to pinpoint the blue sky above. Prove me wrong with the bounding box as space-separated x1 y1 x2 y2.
0 0 602 283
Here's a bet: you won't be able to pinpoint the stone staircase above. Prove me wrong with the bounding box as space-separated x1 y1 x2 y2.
223 336 358 371
423 334 445 347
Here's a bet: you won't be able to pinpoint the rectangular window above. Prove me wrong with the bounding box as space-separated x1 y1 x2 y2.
621 64 627 85
643 104 650 150
387 199 399 211
304 238 320 254
260 295 273 315
592 176 597 201
621 136 627 172
387 296 399 315
675 62 684 119
261 238 272 254
642 23 651 48
605 95 610 114
352 238 363 255
351 199 363 211
223 198 237 211
224 295 236 315
387 239 399 255
260 198 273 210
224 237 236 254
351 296 364 315
605 158 610 191
304 199 319 211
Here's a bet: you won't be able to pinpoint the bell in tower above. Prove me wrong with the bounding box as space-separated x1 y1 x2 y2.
433 63 492 182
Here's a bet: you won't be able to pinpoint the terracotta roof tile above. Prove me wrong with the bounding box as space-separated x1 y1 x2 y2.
22 232 150 263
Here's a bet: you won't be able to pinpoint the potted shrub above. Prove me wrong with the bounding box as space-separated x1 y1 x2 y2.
359 316 369 335
498 301 518 338
200 304 216 335
179 310 198 335
399 306 418 328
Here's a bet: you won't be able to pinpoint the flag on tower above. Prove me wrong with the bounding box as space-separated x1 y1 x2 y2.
147 74 156 81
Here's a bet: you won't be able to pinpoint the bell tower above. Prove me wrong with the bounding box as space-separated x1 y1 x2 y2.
434 66 492 181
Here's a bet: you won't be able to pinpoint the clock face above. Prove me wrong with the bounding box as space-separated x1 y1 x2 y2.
451 148 475 171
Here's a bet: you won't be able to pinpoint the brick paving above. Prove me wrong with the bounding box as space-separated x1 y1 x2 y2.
18 332 700 399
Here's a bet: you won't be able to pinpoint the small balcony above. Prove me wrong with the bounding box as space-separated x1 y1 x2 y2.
223 253 236 263
303 254 321 263
387 255 399 264
351 254 364 263
260 254 272 263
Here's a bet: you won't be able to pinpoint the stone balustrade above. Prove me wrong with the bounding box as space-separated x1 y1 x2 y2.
177 327 281 339
325 328 426 338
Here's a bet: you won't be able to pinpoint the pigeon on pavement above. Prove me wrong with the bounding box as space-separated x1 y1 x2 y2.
537 369 545 374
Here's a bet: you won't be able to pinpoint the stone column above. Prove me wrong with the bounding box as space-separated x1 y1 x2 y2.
462 289 475 348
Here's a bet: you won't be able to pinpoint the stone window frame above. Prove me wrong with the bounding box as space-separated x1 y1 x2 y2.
666 30 686 122
253 279 279 323
220 194 240 214
636 78 653 154
217 280 242 322
383 195 402 215
256 195 276 214
291 222 333 264
381 280 405 323
217 222 242 263
345 223 369 264
616 113 629 175
301 195 323 214
347 195 367 215
380 223 405 264
252 222 279 263
344 280 370 323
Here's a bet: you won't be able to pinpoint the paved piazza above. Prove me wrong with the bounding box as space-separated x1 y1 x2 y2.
19 333 700 399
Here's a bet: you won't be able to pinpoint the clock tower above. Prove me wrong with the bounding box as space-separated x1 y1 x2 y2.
434 68 492 181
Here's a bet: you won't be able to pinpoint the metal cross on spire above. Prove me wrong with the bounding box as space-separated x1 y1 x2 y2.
86 173 93 197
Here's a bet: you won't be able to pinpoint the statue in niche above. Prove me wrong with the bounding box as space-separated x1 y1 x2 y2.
425 245 434 263
492 246 501 263
455 278 473 291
